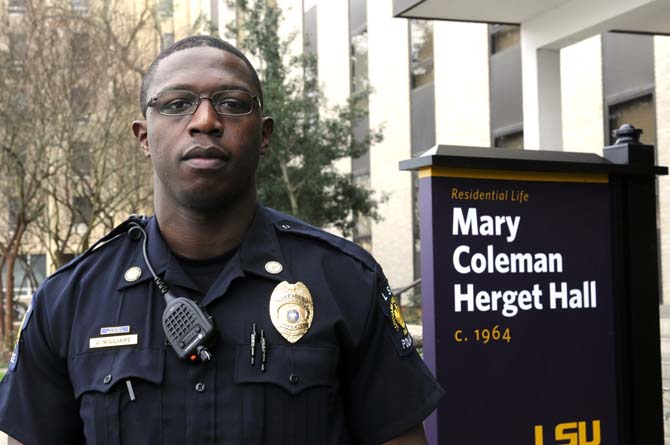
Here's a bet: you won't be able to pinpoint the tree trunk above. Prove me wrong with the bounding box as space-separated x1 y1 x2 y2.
4 223 24 348
0 270 5 342
279 160 299 216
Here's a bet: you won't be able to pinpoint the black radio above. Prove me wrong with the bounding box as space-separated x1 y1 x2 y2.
128 223 217 363
162 297 216 362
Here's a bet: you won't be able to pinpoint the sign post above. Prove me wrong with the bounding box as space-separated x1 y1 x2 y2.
400 126 668 445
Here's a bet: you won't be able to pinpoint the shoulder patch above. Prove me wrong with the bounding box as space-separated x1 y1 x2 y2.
377 278 415 356
8 301 34 372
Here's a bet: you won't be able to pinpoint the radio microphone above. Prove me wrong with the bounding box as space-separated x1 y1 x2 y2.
128 224 217 363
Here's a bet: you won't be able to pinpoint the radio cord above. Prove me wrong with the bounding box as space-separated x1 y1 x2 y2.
128 225 176 304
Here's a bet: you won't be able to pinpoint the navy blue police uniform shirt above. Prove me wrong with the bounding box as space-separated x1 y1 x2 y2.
0 205 443 445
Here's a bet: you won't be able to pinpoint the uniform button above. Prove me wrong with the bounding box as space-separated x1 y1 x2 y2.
103 374 112 384
289 374 299 384
124 266 142 282
264 261 283 274
281 224 291 230
195 382 206 392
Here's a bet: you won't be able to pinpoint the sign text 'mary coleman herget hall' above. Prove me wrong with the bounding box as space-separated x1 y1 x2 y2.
452 204 598 319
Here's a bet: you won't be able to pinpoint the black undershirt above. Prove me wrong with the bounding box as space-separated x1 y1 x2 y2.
174 248 237 295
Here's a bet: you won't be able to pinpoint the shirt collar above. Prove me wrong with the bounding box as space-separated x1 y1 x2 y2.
117 217 198 292
199 205 294 306
117 205 293 294
237 204 293 283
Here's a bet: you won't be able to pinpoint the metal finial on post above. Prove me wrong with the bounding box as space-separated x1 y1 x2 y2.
613 124 643 145
604 124 653 165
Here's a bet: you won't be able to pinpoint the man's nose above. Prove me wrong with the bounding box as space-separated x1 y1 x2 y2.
187 98 223 136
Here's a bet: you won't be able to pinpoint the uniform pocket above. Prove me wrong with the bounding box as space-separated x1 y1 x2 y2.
234 344 342 445
69 347 165 445
234 344 338 393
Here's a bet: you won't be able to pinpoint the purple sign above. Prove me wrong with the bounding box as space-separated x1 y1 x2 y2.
419 171 617 445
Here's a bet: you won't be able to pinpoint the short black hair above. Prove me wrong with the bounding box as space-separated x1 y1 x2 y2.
140 35 263 117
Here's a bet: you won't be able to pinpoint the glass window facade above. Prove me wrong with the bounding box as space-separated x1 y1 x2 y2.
490 24 520 55
494 131 524 149
350 31 369 111
70 142 92 176
161 33 175 51
409 20 434 89
1 254 47 300
71 0 89 15
8 0 26 14
72 196 92 225
349 0 371 252
608 94 656 146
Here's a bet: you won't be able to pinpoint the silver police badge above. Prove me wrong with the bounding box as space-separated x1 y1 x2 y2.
269 281 313 343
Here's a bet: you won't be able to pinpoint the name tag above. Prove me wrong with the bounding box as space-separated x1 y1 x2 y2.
89 334 138 349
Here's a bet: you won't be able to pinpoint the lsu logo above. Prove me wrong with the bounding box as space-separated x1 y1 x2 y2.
389 296 408 336
534 420 601 445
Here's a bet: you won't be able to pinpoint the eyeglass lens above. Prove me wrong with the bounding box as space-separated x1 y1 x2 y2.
156 90 255 116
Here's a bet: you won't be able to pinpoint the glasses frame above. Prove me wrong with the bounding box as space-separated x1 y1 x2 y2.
146 89 262 117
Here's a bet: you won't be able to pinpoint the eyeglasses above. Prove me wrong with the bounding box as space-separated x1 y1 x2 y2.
147 89 262 116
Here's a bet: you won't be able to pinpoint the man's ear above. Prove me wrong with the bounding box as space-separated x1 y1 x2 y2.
132 120 150 156
260 116 273 156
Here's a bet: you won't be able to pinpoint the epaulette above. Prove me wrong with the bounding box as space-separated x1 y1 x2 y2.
49 214 149 278
265 208 377 272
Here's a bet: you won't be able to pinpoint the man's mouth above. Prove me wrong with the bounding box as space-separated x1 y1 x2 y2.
182 146 229 170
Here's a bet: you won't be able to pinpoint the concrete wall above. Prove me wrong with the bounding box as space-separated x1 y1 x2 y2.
316 1 350 111
560 35 605 154
367 0 414 288
433 21 491 147
316 0 351 199
655 35 670 304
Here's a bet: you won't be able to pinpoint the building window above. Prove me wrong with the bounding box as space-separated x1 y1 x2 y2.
350 30 369 111
159 0 173 19
9 32 27 69
71 32 90 65
412 171 421 280
494 131 524 149
161 33 175 51
8 197 20 226
608 94 656 146
302 5 318 89
303 5 317 56
409 19 434 89
70 87 90 123
72 196 92 225
71 0 89 15
352 175 372 252
70 142 92 176
3 254 47 300
8 0 26 14
490 24 520 55
489 23 522 148
349 0 371 251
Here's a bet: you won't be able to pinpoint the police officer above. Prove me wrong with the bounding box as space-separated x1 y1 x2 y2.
0 35 443 444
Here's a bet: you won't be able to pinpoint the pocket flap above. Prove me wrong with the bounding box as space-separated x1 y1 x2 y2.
69 347 165 398
234 344 338 395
